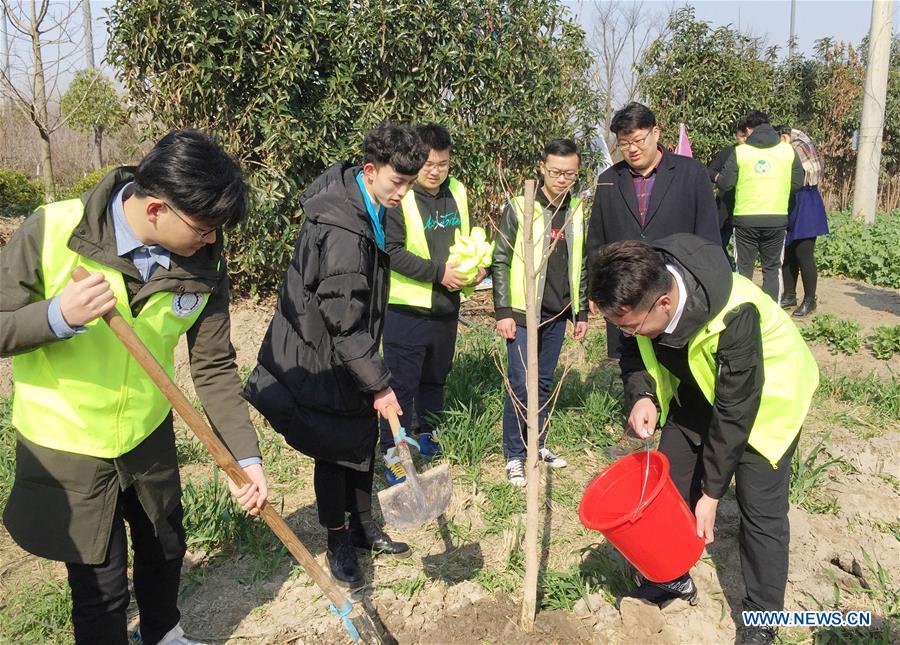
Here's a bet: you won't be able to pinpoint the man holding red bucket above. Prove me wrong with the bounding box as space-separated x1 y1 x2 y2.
588 233 818 645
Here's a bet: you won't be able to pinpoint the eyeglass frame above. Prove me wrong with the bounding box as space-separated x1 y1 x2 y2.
162 200 217 241
619 293 665 338
617 129 656 151
545 168 579 180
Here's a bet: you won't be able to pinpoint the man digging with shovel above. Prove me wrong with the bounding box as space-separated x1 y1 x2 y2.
0 129 269 644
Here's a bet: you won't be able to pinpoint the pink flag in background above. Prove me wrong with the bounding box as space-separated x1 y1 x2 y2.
675 123 693 158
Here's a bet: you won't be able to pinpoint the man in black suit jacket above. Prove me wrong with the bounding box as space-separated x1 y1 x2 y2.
588 103 720 357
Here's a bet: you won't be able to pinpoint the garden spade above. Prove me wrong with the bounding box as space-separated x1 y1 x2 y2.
377 407 451 529
71 268 391 645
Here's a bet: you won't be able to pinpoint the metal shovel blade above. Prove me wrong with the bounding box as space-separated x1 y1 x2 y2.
378 463 452 530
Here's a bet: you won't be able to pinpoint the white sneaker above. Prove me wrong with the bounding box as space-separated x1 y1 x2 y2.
539 448 567 468
505 459 527 487
157 624 208 645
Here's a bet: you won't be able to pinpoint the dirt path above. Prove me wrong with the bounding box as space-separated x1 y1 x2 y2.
0 274 897 644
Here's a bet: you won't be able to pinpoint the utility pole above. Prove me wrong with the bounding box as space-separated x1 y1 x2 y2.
851 0 895 223
82 0 94 69
788 0 798 57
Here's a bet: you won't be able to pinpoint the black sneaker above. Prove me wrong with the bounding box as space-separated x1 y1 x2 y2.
623 573 698 606
738 626 776 645
350 519 411 558
326 528 364 587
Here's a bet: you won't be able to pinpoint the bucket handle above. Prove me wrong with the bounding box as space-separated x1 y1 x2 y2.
629 439 652 522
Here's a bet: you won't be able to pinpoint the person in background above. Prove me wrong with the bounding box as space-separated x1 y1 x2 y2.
587 102 720 359
707 134 741 269
774 125 829 317
492 138 588 487
380 123 485 485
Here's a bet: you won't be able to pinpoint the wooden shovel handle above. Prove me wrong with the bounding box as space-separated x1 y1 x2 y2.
70 267 349 609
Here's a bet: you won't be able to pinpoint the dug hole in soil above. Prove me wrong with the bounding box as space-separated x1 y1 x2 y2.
0 261 897 643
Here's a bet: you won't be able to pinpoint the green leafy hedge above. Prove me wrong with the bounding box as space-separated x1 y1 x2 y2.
0 168 42 217
60 166 119 200
817 211 900 288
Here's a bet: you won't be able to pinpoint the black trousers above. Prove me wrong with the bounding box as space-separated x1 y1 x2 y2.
379 308 458 452
314 440 377 529
65 486 185 645
782 237 817 300
734 226 786 302
659 424 798 612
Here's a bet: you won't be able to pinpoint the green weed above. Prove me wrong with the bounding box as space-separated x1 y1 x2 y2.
0 396 14 507
0 578 74 644
790 435 842 514
870 325 900 361
181 467 256 553
382 573 426 600
816 373 900 422
175 428 209 465
800 314 864 355
481 482 526 535
538 543 635 610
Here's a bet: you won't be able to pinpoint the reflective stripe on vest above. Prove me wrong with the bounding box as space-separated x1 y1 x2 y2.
508 195 584 319
636 273 818 466
733 141 795 216
11 199 210 458
389 177 469 308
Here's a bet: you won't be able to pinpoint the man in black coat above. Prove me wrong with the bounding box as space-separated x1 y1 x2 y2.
587 103 720 358
244 123 428 588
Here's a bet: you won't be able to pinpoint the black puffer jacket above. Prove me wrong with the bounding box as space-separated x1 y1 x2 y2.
244 162 391 467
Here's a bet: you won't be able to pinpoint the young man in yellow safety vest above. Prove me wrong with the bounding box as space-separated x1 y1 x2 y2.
380 123 486 485
589 233 818 645
492 138 589 487
0 129 269 644
714 111 804 302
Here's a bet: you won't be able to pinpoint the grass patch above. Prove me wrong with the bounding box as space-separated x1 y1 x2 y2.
800 314 864 355
1 396 14 507
790 434 842 514
870 325 900 361
182 467 257 553
0 578 74 644
539 543 635 610
816 373 900 422
381 573 427 600
175 428 209 465
480 482 526 536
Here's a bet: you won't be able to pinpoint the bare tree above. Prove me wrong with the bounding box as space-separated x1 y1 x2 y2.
0 0 91 196
589 1 668 137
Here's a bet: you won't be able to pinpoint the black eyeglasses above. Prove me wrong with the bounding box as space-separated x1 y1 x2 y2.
163 201 216 240
619 294 664 338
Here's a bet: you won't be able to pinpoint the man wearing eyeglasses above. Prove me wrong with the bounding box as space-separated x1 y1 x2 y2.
378 123 486 486
590 233 817 645
587 102 720 359
0 129 268 644
492 138 589 486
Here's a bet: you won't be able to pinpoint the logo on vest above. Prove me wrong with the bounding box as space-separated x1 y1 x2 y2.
754 159 772 174
173 292 203 317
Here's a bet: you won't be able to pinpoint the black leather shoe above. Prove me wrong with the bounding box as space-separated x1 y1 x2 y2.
738 626 776 645
779 294 797 308
326 528 364 587
350 520 411 558
622 573 698 606
793 296 817 317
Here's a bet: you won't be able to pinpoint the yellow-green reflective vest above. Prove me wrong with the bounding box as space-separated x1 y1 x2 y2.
636 273 818 466
11 199 210 458
733 141 795 216
389 177 469 308
509 195 585 319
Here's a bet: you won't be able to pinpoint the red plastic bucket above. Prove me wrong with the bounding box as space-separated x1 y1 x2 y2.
578 450 704 582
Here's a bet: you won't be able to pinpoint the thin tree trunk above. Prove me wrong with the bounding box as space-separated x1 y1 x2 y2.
93 128 103 168
30 0 53 197
520 179 540 631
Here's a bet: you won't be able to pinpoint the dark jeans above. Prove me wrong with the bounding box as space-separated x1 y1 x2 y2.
659 423 798 612
314 440 377 529
379 308 458 452
734 226 786 302
502 318 566 460
782 237 817 300
65 486 185 645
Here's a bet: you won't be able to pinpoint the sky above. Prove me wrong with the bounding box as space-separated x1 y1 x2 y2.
2 1 898 99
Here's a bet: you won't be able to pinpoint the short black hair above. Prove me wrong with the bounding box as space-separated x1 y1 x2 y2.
416 123 452 152
363 122 429 176
588 240 673 314
774 124 792 136
736 110 770 133
133 128 248 228
541 138 580 161
610 102 657 135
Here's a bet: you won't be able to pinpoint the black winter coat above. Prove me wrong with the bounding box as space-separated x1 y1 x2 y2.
244 162 391 468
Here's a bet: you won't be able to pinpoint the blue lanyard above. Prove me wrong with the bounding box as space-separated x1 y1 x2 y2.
355 171 385 250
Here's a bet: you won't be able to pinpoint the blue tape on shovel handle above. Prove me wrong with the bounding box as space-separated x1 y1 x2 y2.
329 600 360 642
395 425 420 450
